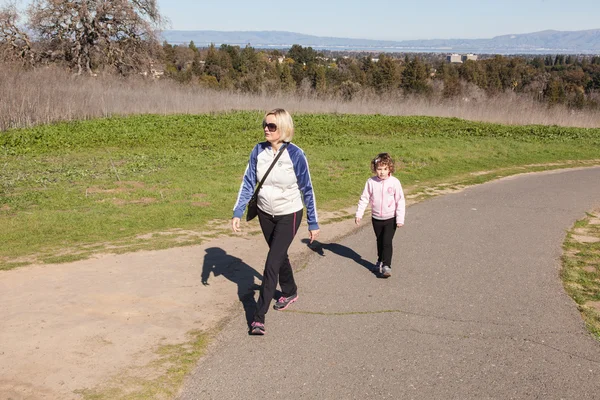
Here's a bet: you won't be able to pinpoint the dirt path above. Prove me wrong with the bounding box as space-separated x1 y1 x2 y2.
0 206 366 399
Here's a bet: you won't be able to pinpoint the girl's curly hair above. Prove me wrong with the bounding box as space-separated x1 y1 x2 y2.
371 152 395 174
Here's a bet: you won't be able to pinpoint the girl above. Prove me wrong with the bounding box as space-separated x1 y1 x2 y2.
355 153 405 278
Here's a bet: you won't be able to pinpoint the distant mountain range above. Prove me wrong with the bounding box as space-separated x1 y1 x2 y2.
161 29 600 54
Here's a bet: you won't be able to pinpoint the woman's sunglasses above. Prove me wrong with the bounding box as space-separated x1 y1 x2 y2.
262 122 278 132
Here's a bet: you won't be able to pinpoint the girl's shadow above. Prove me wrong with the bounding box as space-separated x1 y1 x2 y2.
301 239 380 277
201 247 263 326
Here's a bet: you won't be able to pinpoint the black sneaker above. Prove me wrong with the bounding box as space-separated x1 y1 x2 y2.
273 293 298 311
250 321 265 335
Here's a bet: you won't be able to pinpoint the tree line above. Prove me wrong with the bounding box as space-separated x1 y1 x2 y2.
2 1 600 110
162 42 600 109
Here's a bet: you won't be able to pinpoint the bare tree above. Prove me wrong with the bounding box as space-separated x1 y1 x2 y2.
0 0 164 74
0 2 36 66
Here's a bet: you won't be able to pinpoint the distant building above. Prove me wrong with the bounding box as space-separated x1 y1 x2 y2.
446 53 462 63
141 62 164 79
446 53 478 63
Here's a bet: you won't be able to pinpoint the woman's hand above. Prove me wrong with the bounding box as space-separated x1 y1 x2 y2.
232 217 241 232
309 229 320 244
397 223 404 228
355 217 361 225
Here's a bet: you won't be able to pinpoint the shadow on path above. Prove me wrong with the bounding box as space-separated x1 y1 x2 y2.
301 239 379 277
201 247 262 326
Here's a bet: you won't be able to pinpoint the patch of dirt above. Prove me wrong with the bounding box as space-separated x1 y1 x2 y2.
586 301 600 312
571 234 600 244
571 210 600 244
0 380 56 400
86 186 127 195
405 184 468 201
98 197 157 206
191 202 211 207
135 229 206 241
470 170 495 176
0 207 361 400
86 181 147 195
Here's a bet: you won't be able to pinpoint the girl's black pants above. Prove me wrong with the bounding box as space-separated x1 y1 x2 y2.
254 208 303 324
372 217 397 267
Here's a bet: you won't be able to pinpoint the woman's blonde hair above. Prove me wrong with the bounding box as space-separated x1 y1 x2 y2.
264 108 294 142
371 152 395 174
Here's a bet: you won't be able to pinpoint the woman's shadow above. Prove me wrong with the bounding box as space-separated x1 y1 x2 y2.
301 239 380 277
201 247 263 326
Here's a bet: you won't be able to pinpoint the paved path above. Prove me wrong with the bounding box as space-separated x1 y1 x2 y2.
179 167 600 400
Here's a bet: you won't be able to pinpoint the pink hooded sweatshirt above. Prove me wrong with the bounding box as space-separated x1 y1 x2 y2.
356 175 405 224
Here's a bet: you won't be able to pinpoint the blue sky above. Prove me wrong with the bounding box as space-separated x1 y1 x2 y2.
156 0 600 40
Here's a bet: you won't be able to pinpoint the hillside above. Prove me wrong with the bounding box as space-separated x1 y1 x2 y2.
161 29 600 54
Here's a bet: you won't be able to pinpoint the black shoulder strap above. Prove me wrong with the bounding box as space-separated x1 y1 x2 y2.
252 142 289 197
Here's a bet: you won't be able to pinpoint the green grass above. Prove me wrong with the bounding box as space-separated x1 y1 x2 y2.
561 211 600 341
2 111 600 268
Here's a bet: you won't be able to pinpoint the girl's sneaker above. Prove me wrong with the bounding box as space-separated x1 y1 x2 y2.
382 265 391 278
374 261 382 274
250 321 265 335
273 293 298 310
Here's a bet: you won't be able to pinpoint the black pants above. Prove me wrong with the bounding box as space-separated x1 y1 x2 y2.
372 217 397 267
254 208 303 324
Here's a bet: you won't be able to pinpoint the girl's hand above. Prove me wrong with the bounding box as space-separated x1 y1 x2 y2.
309 229 320 244
232 217 241 232
355 217 361 225
397 223 404 228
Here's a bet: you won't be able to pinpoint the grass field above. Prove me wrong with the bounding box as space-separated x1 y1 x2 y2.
2 111 600 269
562 210 600 341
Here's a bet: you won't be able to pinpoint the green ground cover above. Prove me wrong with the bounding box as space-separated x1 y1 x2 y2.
1 111 599 269
562 210 600 341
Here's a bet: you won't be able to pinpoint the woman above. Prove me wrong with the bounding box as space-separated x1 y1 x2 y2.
232 108 320 335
